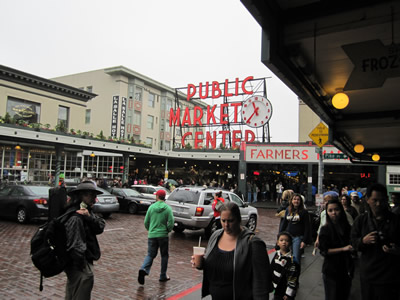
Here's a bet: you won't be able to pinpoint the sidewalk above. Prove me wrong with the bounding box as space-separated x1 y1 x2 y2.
170 201 361 300
171 246 361 300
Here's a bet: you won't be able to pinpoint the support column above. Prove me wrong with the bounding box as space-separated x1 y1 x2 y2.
318 147 324 194
122 154 129 184
54 146 63 187
377 165 387 185
307 163 313 205
164 158 169 181
238 143 247 200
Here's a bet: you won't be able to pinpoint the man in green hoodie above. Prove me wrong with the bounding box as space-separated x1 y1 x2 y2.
138 189 174 284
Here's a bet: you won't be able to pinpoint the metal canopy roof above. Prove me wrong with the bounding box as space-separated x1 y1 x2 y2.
241 0 400 164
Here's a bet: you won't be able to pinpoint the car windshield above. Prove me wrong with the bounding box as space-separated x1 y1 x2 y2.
122 189 142 197
168 189 200 204
26 186 51 195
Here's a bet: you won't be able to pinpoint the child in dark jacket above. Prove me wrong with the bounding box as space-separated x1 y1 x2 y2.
271 232 300 300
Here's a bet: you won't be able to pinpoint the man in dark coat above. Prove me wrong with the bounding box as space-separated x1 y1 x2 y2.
64 181 106 300
351 183 400 300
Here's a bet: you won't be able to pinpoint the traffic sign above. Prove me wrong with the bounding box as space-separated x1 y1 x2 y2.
309 122 329 147
324 153 348 159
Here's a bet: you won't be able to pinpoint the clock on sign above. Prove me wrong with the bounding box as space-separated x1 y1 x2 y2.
241 96 272 128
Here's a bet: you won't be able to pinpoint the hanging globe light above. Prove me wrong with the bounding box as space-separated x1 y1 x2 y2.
354 144 364 153
332 92 349 109
372 154 380 161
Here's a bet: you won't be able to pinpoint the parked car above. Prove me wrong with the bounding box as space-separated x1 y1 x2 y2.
108 187 155 214
165 187 258 238
66 186 119 219
0 185 50 223
131 185 170 200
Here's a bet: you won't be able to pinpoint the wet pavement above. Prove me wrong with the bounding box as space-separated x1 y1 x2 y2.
0 206 280 299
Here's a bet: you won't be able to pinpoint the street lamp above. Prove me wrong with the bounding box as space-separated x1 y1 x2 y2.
90 152 95 157
15 144 21 150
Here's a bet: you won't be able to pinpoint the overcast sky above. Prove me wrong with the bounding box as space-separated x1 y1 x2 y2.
1 0 299 142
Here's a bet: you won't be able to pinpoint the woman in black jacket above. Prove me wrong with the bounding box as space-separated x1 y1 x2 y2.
279 193 311 264
318 199 354 300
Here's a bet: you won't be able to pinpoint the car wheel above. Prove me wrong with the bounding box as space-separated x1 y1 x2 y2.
246 215 257 231
205 220 218 238
173 225 185 233
101 213 111 219
128 203 138 214
16 207 28 224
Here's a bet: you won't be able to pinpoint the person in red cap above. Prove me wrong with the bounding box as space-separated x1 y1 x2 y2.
138 189 174 284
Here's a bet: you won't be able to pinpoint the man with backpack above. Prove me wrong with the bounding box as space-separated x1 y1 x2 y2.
64 181 106 300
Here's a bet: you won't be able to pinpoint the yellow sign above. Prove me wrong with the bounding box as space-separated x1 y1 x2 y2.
309 122 329 147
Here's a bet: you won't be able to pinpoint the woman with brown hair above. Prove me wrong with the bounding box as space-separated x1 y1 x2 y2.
340 194 358 221
279 193 311 264
192 202 272 299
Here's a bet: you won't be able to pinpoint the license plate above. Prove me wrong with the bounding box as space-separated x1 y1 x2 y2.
174 207 185 213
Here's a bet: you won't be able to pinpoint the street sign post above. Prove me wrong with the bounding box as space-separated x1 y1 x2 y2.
309 122 329 147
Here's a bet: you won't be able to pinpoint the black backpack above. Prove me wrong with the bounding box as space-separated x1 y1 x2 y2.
30 210 74 291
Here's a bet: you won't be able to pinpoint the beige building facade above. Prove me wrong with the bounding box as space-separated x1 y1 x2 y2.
0 64 95 131
52 66 206 151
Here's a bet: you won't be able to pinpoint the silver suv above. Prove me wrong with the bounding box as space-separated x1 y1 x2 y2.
166 187 258 238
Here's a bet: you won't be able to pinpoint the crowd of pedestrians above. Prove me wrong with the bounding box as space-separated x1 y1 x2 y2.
46 175 400 300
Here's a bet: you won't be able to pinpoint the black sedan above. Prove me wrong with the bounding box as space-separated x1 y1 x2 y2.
108 188 155 214
0 185 50 223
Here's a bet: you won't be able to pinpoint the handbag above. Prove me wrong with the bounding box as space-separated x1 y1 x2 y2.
215 199 224 212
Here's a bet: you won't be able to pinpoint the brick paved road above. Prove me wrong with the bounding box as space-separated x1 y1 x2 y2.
0 208 279 299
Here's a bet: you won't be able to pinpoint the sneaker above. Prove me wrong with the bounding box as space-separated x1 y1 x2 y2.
159 276 170 282
138 269 147 285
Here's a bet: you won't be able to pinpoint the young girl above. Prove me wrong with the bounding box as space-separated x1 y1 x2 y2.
318 199 354 300
271 232 300 300
279 193 311 264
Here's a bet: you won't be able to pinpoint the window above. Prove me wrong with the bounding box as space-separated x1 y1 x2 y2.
133 111 141 126
165 120 171 132
146 137 153 146
85 109 91 124
6 97 41 123
148 93 155 108
58 106 69 128
161 97 166 110
135 87 142 101
147 115 154 129
230 193 244 207
166 99 173 111
160 119 165 131
128 85 134 99
389 174 400 185
165 141 171 151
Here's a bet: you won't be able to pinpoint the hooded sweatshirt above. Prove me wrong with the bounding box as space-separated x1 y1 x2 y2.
144 200 174 238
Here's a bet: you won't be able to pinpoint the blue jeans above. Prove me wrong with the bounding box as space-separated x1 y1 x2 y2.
247 192 252 202
292 235 303 264
253 192 257 203
140 237 169 280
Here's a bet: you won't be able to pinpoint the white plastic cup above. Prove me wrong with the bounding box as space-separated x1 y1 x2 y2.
193 246 205 268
